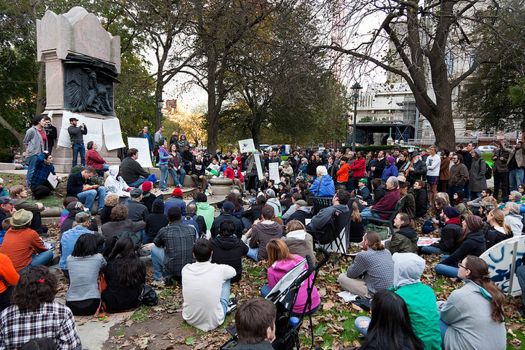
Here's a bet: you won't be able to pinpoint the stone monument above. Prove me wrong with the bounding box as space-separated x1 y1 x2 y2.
37 6 125 173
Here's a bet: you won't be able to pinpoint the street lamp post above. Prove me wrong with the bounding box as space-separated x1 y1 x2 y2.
351 82 362 152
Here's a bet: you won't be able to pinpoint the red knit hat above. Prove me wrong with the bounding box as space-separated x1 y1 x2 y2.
172 187 183 198
141 181 153 193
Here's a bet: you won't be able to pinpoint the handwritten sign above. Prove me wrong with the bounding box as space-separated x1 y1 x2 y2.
480 236 525 296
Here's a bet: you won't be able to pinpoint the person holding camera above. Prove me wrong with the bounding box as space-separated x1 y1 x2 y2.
67 117 88 167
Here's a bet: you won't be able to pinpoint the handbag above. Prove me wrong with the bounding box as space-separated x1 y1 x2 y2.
139 284 158 306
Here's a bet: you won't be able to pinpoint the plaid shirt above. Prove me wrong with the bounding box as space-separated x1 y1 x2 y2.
154 222 195 277
31 154 56 187
0 302 81 350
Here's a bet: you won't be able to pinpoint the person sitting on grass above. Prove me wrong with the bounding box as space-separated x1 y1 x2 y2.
435 215 486 278
145 198 169 244
182 238 237 332
140 181 157 213
101 204 145 249
337 231 394 299
65 234 106 316
354 290 424 350
152 206 195 285
0 209 53 273
102 237 146 313
232 298 276 350
261 239 320 316
282 220 315 262
211 220 248 283
10 185 46 236
420 206 462 256
439 256 506 350
0 266 82 349
388 213 418 254
246 205 283 261
354 253 442 349
0 252 19 312
99 193 119 225
59 212 97 276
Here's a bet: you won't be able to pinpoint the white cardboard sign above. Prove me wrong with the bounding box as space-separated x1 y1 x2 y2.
127 137 153 168
480 236 525 296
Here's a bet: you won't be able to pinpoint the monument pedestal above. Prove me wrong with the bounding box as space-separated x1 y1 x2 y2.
48 112 121 173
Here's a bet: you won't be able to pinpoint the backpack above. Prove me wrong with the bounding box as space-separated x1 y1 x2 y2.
183 215 200 238
484 161 492 180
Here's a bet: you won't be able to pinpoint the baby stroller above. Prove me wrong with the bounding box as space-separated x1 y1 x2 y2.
221 249 329 350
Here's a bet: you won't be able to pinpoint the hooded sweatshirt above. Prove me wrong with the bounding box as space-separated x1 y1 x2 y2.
267 254 320 314
389 226 418 254
391 253 442 350
249 221 283 260
211 235 248 282
504 213 523 236
283 230 316 263
441 231 486 267
196 202 215 233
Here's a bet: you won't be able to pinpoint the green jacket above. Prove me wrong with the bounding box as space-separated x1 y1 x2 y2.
196 202 214 233
393 283 442 350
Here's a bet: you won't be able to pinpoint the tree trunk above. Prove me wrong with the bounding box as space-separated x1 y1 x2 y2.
426 109 456 150
155 78 164 130
250 109 261 149
0 115 24 148
36 62 46 114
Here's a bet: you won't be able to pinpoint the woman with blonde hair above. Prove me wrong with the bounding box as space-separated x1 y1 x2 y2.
261 239 320 316
485 209 512 249
99 193 119 225
283 220 315 262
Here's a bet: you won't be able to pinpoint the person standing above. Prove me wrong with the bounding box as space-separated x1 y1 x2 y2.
492 139 509 201
154 126 165 148
507 140 525 192
448 154 469 199
138 126 154 155
67 117 88 167
425 145 441 204
43 116 57 154
23 115 46 187
468 149 487 199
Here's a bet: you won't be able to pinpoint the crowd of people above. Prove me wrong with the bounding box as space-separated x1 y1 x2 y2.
1 117 524 348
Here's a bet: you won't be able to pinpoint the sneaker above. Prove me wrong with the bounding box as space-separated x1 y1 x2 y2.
151 279 165 288
226 298 238 314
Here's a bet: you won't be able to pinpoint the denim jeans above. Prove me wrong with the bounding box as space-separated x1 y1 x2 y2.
509 168 525 192
247 247 259 261
439 319 449 341
174 167 186 187
151 246 165 281
159 165 180 190
355 316 371 336
260 284 271 297
435 263 459 278
25 154 39 187
77 187 106 211
420 246 443 255
72 143 86 167
516 265 525 308
128 177 146 188
361 207 380 222
220 280 231 316
20 250 54 274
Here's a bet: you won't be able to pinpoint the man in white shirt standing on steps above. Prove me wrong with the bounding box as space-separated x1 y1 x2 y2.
182 238 236 331
426 145 441 204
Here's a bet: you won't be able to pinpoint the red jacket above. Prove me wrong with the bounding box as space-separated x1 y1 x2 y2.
224 166 244 182
86 149 106 170
349 158 366 178
372 189 400 219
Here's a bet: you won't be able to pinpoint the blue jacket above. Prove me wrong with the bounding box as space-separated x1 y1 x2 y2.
309 175 335 197
60 225 96 270
381 164 399 181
